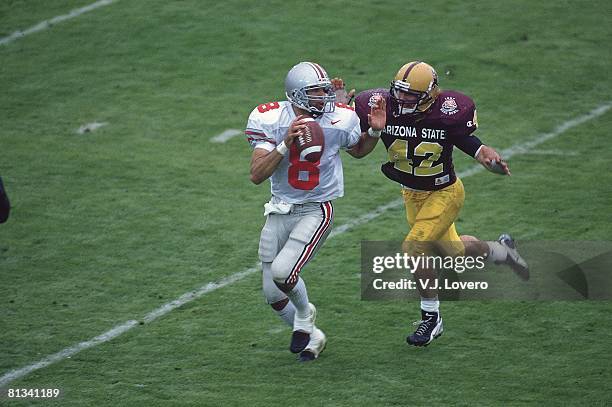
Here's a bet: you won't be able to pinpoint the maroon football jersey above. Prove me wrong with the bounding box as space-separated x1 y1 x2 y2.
355 88 482 190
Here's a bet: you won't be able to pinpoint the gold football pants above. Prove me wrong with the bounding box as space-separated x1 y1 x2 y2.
402 178 465 257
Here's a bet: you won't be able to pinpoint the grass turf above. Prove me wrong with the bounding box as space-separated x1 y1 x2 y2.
1 0 611 405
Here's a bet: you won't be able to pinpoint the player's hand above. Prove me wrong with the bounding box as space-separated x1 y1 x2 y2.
368 95 386 131
285 115 309 147
477 145 511 176
331 77 355 105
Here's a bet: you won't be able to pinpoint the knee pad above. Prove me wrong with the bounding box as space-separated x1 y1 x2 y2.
271 255 293 284
262 262 287 304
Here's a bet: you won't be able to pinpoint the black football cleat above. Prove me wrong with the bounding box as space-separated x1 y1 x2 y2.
290 331 311 354
290 303 316 353
497 234 529 281
407 310 443 347
299 351 316 362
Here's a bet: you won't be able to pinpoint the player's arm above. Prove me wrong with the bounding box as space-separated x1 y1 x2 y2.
475 145 511 176
347 96 385 159
249 116 308 184
455 135 511 176
452 106 511 176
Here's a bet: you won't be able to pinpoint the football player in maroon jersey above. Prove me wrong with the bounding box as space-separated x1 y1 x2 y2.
354 61 529 347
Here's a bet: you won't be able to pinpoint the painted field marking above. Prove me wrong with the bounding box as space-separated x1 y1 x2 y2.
76 122 108 134
525 149 578 156
0 0 118 46
1 102 609 388
210 129 242 143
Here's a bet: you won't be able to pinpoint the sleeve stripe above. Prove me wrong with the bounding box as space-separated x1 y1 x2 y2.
245 129 266 136
245 129 276 145
247 136 277 145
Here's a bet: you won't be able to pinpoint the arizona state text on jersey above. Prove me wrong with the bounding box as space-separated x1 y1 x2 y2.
355 89 483 191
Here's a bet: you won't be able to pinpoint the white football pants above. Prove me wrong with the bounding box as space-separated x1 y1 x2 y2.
259 201 334 304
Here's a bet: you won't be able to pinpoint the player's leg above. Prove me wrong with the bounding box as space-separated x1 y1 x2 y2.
258 214 296 327
402 179 465 346
429 180 529 280
262 263 295 326
460 234 529 280
425 182 528 278
430 178 528 280
270 202 333 354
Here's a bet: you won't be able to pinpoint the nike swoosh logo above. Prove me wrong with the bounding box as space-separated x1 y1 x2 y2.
331 120 341 125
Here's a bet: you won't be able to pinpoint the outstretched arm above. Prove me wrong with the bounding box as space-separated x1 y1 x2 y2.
347 96 386 158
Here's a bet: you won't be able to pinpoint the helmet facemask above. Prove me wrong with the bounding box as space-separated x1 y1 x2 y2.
288 83 336 116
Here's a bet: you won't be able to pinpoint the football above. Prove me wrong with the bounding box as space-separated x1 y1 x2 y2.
295 118 325 162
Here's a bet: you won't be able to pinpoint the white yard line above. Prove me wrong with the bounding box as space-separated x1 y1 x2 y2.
210 129 242 143
0 0 117 46
525 149 578 156
0 102 609 388
0 320 139 388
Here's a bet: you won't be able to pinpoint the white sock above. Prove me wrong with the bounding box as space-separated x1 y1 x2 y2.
275 301 296 327
486 241 508 262
287 278 310 319
421 297 440 313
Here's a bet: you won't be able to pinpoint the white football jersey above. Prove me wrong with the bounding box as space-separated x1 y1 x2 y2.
246 101 361 204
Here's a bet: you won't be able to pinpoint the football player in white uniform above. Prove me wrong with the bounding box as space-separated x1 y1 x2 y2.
246 61 381 361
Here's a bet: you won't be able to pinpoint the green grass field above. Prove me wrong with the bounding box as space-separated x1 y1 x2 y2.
1 0 611 405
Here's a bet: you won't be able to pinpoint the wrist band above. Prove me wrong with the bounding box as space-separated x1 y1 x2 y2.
276 141 288 156
368 127 382 138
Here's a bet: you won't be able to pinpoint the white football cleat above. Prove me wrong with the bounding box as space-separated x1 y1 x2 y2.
497 234 529 280
299 327 327 362
290 303 316 353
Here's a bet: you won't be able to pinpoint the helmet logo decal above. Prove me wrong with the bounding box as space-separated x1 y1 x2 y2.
440 97 459 115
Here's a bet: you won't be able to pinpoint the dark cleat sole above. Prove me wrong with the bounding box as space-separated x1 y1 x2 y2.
299 342 326 362
407 331 443 347
299 351 316 362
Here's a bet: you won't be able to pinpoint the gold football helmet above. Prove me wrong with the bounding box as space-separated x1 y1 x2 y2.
390 61 440 115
